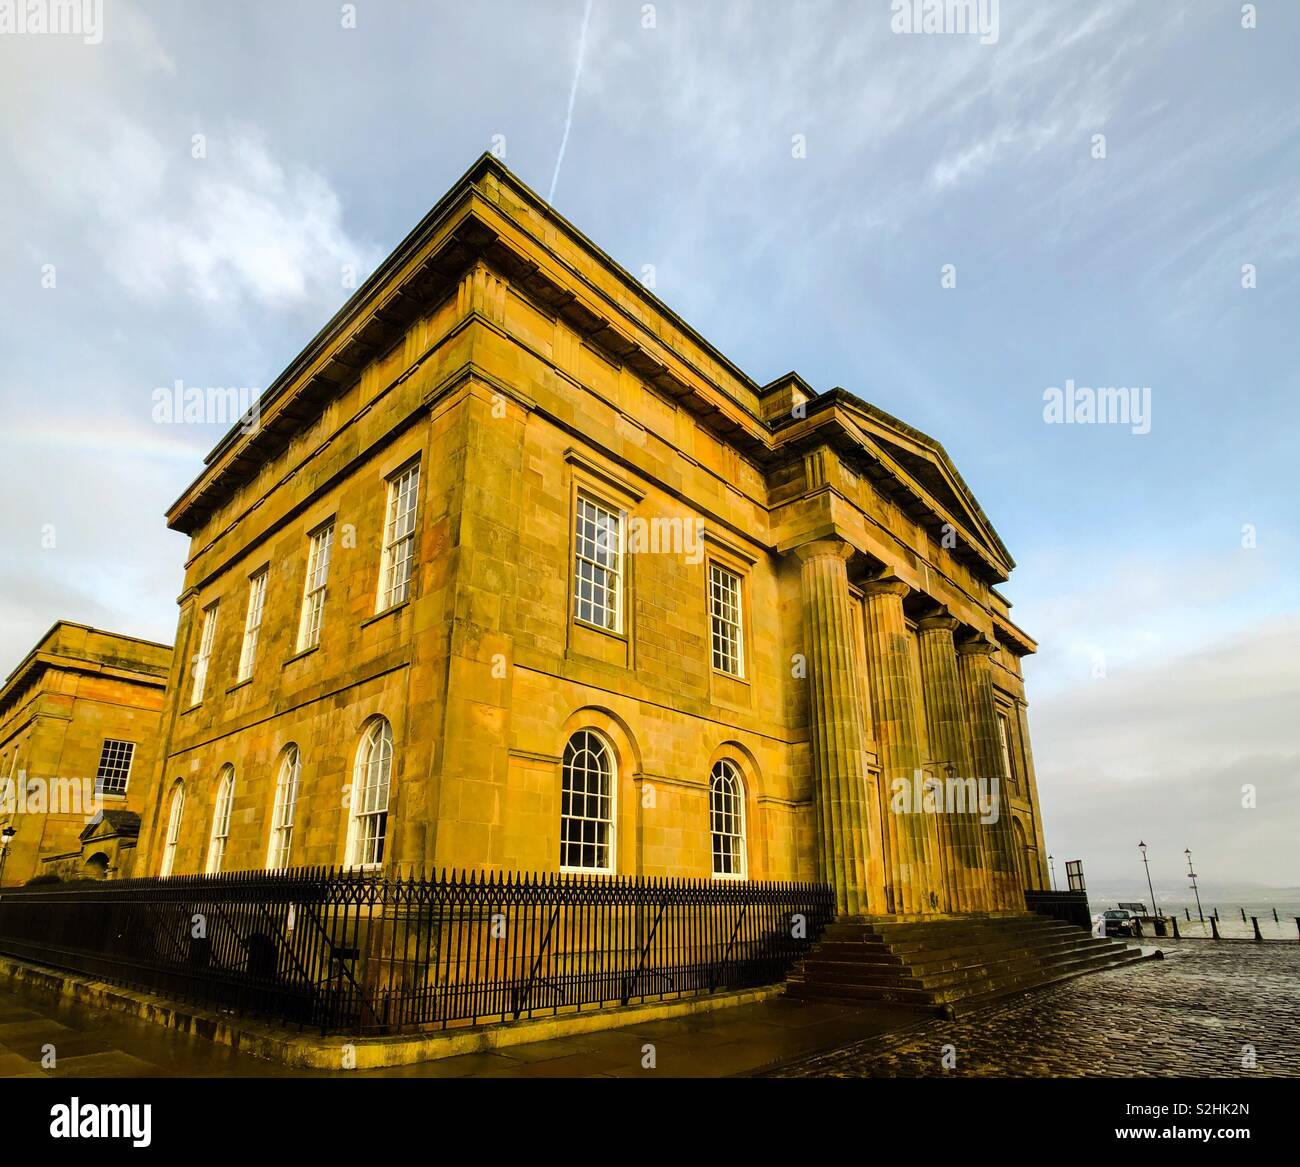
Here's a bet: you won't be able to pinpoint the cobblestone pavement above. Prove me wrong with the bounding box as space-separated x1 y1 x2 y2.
769 942 1300 1078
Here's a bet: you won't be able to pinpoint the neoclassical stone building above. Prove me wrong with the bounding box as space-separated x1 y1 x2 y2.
140 155 1048 917
0 623 171 884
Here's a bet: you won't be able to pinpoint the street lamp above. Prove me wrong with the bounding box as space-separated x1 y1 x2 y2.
1048 853 1056 891
1185 848 1204 922
1138 840 1159 919
0 824 16 886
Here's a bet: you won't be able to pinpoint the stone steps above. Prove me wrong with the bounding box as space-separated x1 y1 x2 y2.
786 913 1145 1014
798 932 1122 990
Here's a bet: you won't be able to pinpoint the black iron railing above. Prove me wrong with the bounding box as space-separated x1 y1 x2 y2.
0 868 834 1034
1025 888 1091 929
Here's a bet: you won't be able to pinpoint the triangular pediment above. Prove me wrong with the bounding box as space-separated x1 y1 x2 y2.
79 809 141 844
834 394 1014 576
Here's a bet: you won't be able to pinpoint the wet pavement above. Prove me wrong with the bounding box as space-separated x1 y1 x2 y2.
0 982 918 1078
769 941 1300 1078
4 940 1294 1078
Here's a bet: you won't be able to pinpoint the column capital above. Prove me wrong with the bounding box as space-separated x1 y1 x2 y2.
862 575 910 599
791 537 855 564
957 633 998 657
917 613 960 634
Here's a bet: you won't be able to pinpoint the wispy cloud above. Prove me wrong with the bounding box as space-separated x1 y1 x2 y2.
12 114 378 309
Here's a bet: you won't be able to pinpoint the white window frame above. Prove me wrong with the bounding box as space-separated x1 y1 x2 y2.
160 783 185 877
346 719 393 868
237 569 268 682
560 730 616 873
266 746 301 870
376 464 420 613
997 712 1016 785
93 738 136 797
710 758 747 880
205 766 235 875
573 495 624 633
189 602 219 706
297 522 334 652
709 562 745 677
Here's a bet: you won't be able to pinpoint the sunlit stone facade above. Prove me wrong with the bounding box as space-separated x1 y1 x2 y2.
140 156 1049 916
0 623 170 884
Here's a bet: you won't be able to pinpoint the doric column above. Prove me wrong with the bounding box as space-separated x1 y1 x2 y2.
957 635 1021 911
795 540 875 917
862 577 936 915
917 615 988 913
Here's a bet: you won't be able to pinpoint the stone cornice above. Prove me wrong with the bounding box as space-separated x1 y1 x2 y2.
992 613 1038 656
168 157 773 537
0 625 172 724
162 153 1025 615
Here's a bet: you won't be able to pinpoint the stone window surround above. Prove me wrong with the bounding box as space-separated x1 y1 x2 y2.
564 451 643 649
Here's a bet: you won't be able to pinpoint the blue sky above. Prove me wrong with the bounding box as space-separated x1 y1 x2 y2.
1 0 1296 887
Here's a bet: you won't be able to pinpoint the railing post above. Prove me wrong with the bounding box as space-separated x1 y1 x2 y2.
1211 916 1220 940
1251 916 1263 942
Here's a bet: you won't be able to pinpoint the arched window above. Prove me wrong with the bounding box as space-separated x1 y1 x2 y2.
267 746 301 870
160 782 185 877
346 719 392 867
560 730 615 872
205 766 235 875
710 759 747 879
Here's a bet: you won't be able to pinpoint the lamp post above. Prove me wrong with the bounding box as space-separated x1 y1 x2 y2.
1184 848 1204 922
0 824 16 886
1138 840 1159 919
1048 853 1057 891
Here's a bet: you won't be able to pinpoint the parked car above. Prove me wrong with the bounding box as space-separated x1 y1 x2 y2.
1103 909 1140 937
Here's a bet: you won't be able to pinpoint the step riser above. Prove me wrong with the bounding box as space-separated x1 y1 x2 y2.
925 952 1140 1002
788 916 1143 1011
789 951 1144 1010
904 937 1127 976
802 944 1135 990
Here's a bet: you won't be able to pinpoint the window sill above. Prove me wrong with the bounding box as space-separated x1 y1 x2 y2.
343 862 384 875
572 616 627 644
282 645 319 668
226 677 254 694
94 792 128 802
711 667 749 685
362 600 409 629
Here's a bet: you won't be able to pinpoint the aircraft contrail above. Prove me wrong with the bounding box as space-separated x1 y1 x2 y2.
548 0 595 204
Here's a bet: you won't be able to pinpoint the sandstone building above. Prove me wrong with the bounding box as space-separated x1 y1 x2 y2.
140 155 1049 917
0 623 171 884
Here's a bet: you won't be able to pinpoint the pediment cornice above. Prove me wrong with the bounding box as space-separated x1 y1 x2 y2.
771 390 1013 584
